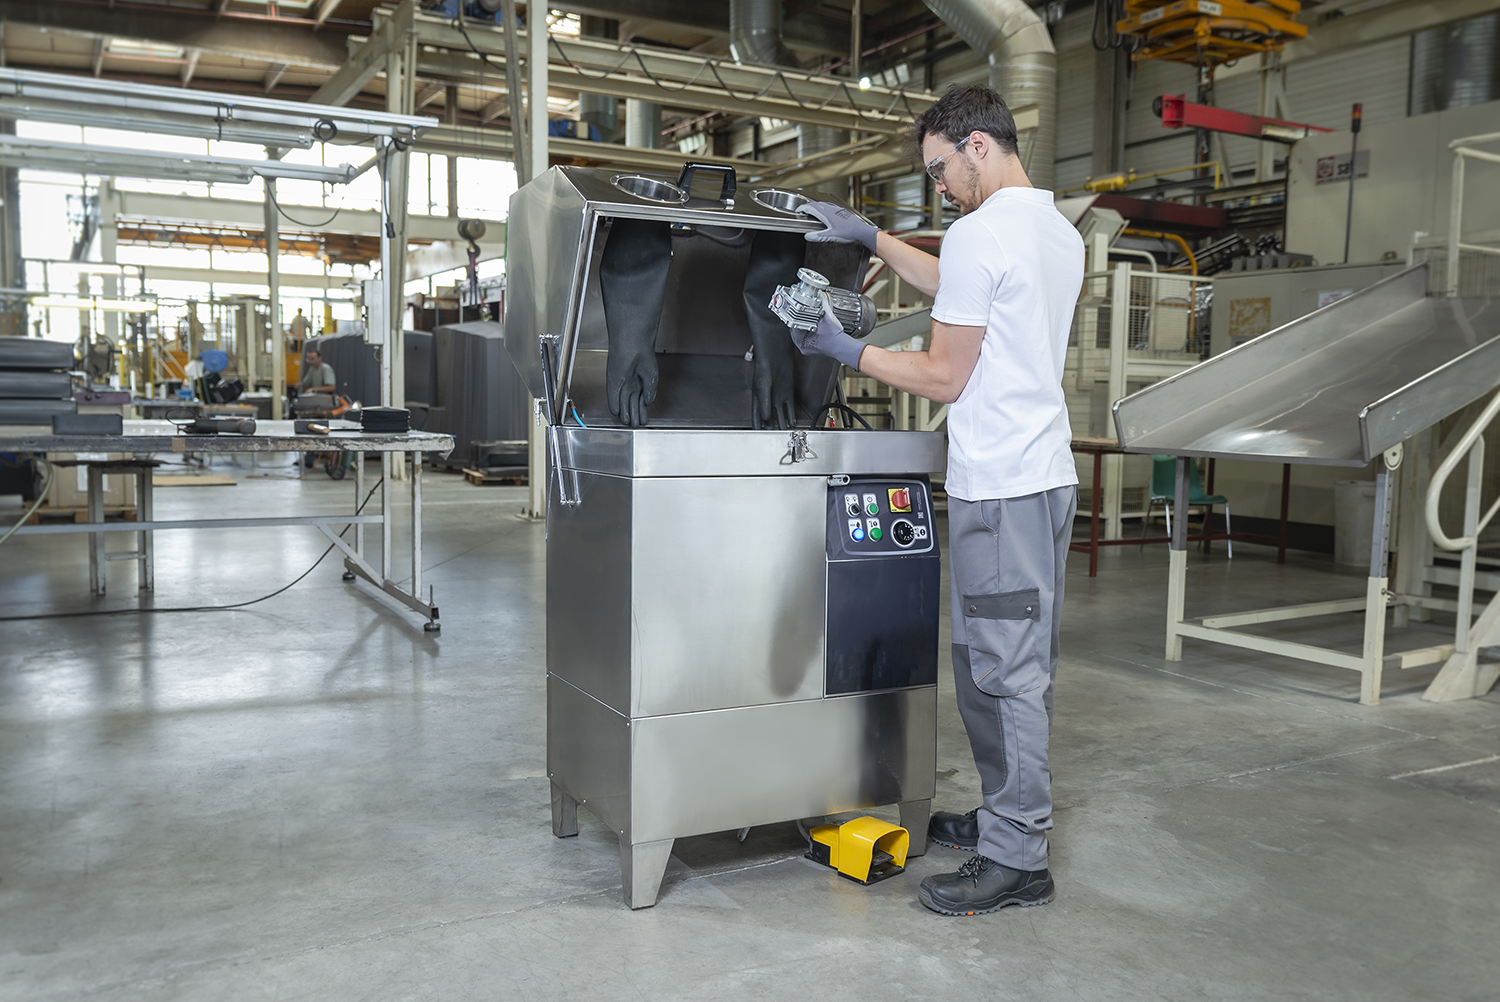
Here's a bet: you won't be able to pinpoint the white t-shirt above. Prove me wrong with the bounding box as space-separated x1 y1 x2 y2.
930 186 1083 501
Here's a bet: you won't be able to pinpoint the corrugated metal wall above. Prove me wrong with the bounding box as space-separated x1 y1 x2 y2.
1053 18 1096 192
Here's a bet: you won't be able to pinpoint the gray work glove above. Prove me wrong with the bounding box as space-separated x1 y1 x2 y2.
788 293 867 372
797 201 879 253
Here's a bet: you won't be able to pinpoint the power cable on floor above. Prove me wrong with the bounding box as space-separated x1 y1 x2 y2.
0 458 53 549
0 478 383 622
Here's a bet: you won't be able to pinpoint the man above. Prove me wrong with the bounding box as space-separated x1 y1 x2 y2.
299 348 336 395
793 84 1084 916
290 308 313 340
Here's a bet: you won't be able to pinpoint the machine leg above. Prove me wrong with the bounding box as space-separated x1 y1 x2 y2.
620 836 674 910
899 799 931 858
550 781 579 838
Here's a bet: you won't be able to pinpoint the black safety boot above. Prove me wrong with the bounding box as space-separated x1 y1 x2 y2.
928 808 979 851
917 854 1055 916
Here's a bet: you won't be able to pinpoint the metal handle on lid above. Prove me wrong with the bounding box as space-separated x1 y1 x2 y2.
676 162 737 205
538 335 580 508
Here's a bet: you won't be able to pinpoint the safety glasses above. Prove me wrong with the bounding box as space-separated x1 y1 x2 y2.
925 134 973 183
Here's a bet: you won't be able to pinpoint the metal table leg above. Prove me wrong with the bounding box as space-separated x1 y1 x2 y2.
413 452 437 632
138 463 154 591
1165 456 1189 661
87 464 104 595
345 450 362 582
381 452 392 579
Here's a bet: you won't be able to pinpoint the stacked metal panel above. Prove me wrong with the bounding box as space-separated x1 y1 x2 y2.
0 336 76 425
430 320 530 470
305 332 380 406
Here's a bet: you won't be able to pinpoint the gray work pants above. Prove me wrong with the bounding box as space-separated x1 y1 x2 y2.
948 486 1076 870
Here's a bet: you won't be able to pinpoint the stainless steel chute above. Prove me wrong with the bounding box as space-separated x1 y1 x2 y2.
1112 265 1500 466
507 164 945 909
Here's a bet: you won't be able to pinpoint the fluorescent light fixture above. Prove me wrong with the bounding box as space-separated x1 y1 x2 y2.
0 136 360 185
107 39 186 59
32 295 158 312
0 67 437 150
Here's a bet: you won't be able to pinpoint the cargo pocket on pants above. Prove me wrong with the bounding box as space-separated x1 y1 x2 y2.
962 587 1043 697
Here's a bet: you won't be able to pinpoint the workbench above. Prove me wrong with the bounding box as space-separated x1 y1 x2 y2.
1070 435 1287 577
1 419 455 631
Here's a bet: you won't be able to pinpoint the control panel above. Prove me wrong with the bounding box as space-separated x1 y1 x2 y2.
827 478 934 558
824 475 940 695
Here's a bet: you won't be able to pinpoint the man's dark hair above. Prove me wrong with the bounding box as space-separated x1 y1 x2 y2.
911 84 1019 161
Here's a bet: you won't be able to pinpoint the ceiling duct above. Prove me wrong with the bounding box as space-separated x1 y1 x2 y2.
729 0 797 67
730 0 849 192
921 0 1056 190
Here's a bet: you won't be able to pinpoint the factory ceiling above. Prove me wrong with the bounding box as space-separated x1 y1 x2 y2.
0 0 953 182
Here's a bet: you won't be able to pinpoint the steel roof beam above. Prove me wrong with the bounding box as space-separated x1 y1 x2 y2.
545 1 850 56
393 10 933 134
410 50 909 135
0 0 348 69
109 189 502 245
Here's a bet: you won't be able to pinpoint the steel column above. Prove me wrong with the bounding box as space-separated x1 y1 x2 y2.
265 175 283 420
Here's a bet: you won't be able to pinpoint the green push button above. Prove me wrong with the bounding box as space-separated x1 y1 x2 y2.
866 502 878 515
870 526 883 541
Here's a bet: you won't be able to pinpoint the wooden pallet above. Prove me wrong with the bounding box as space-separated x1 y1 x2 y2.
28 505 138 525
462 467 527 486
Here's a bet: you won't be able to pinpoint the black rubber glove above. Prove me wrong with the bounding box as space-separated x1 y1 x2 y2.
742 229 805 429
599 218 672 427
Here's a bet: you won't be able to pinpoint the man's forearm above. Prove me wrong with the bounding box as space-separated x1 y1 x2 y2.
853 320 984 404
856 346 962 403
873 232 940 297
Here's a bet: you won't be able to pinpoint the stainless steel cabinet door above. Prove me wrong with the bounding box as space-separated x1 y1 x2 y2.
630 475 827 716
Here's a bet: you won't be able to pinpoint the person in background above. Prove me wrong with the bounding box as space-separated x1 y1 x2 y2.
299 348 336 395
290 308 313 340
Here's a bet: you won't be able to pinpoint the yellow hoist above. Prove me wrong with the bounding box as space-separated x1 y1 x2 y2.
1115 0 1308 69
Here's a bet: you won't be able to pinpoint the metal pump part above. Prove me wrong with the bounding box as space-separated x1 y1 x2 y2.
770 268 876 339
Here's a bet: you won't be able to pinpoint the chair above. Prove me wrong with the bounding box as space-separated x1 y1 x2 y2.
1143 455 1233 558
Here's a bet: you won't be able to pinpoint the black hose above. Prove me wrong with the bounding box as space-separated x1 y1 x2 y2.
810 402 873 430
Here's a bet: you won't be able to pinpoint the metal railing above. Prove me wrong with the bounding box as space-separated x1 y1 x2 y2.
1446 131 1500 298
1424 388 1500 696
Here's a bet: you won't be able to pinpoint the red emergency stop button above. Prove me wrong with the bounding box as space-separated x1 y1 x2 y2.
887 487 912 513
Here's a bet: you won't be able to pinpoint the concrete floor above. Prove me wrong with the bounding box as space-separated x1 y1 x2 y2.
2 461 1497 1001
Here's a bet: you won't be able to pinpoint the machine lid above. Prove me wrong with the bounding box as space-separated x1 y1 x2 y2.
504 163 873 429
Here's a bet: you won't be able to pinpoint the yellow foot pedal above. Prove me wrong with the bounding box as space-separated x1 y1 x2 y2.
805 817 910 885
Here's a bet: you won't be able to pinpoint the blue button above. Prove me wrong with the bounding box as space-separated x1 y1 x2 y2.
848 518 865 542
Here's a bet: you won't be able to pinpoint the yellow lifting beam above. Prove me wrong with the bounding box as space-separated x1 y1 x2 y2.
1117 0 1308 70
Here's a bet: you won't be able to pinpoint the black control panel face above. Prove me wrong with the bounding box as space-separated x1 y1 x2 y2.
828 479 935 558
824 476 939 695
